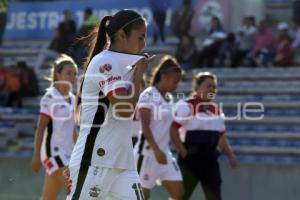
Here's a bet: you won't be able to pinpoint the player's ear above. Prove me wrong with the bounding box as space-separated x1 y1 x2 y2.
114 29 126 42
119 29 127 39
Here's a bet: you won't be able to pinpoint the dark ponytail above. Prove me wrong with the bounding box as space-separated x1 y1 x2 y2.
76 16 111 122
84 16 111 71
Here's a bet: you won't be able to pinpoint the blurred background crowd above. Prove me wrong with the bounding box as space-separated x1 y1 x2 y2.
0 0 300 109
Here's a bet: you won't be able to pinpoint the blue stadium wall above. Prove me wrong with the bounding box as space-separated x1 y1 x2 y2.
4 0 189 40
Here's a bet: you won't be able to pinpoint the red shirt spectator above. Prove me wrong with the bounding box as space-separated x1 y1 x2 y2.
0 67 7 90
6 70 20 92
275 23 293 66
254 21 274 53
254 29 273 53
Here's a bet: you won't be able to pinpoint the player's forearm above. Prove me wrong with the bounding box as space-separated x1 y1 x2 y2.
219 135 235 158
170 125 185 153
143 127 160 152
129 67 145 106
33 129 44 158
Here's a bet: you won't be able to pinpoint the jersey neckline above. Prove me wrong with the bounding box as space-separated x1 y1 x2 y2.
106 49 147 57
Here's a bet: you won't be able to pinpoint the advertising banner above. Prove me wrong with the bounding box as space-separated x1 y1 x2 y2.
4 0 185 40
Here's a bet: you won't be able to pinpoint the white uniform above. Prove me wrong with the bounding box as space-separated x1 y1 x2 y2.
172 98 226 158
40 87 75 175
67 50 145 200
172 98 226 138
134 86 182 189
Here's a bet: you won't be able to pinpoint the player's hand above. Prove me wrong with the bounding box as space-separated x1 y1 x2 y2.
63 167 72 195
31 156 41 173
63 167 70 179
154 149 167 164
228 155 238 169
179 147 188 158
135 54 156 73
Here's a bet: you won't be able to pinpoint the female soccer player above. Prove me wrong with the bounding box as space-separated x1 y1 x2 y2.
171 72 237 200
66 10 153 200
31 54 78 200
134 55 184 200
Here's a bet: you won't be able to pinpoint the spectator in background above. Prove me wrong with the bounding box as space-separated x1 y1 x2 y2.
293 0 300 24
275 22 293 66
251 20 274 66
17 61 39 97
79 7 98 37
289 20 297 40
148 0 171 44
6 66 22 108
218 33 239 67
58 10 76 53
49 10 76 54
197 16 226 67
236 16 257 66
248 16 256 28
209 16 225 35
175 35 199 69
0 59 8 106
49 28 61 53
290 19 300 50
171 0 194 41
0 0 7 46
37 10 77 70
70 8 98 68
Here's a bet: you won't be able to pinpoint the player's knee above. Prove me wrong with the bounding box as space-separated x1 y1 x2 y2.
143 189 150 200
170 187 184 200
169 193 184 200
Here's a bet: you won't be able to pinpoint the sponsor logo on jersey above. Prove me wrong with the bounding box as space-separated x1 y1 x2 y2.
89 185 101 197
99 64 112 74
99 76 121 87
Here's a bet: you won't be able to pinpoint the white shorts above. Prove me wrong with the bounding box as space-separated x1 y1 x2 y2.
66 165 145 200
40 142 70 175
40 154 69 175
136 151 182 189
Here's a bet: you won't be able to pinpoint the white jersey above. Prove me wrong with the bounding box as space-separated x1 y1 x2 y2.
69 50 144 170
40 87 75 174
134 86 174 155
172 98 226 148
172 98 226 133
